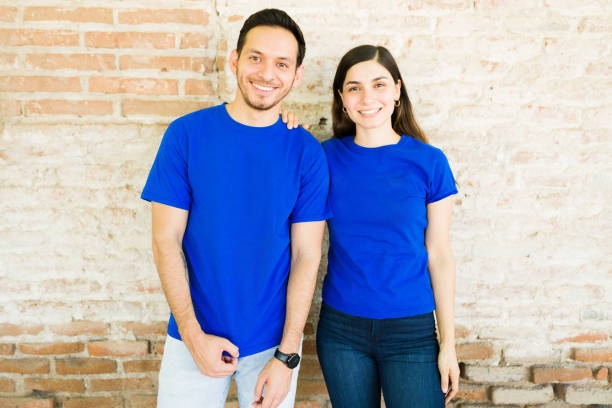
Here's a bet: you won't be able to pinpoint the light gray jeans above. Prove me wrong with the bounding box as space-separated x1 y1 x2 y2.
157 335 301 408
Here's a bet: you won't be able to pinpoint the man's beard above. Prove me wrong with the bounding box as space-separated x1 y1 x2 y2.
236 74 294 111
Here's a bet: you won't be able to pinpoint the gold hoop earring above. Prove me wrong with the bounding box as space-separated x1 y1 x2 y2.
342 106 347 113
394 100 400 107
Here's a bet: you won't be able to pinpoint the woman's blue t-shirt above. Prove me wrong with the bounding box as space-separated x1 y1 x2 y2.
321 135 457 319
141 104 332 356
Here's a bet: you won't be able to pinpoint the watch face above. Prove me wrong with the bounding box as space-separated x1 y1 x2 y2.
286 354 300 369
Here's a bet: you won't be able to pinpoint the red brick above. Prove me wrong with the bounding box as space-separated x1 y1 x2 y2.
0 344 15 355
573 348 612 362
594 366 608 381
125 395 156 408
0 358 50 374
0 398 54 408
119 55 212 73
117 322 167 338
88 341 148 357
180 33 208 49
298 358 323 378
457 343 495 360
85 32 175 49
0 324 43 337
532 367 592 384
24 7 113 23
62 397 122 408
24 378 85 393
118 9 208 25
0 100 22 116
49 321 109 337
90 77 178 95
122 99 209 117
123 359 161 373
185 79 213 95
0 53 16 68
55 358 116 374
302 339 316 355
26 54 116 71
0 76 81 93
25 100 113 116
19 343 84 355
0 7 17 22
89 377 156 392
455 325 470 339
456 382 488 401
554 332 608 344
0 29 79 47
154 342 164 355
297 379 327 395
0 377 16 392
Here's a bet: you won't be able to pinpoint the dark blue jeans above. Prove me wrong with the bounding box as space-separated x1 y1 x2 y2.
316 303 444 408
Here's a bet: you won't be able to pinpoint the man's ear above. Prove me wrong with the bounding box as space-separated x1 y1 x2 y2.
229 49 239 75
292 64 305 88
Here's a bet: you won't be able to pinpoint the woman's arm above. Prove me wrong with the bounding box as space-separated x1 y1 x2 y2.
425 195 459 403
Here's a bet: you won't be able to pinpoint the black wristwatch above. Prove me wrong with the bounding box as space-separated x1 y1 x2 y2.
274 348 300 369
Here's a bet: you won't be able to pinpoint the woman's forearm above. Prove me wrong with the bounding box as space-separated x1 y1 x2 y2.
429 254 456 346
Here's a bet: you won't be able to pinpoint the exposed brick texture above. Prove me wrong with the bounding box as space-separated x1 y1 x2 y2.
1 1 611 407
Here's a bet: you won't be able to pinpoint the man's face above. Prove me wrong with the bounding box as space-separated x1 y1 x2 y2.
230 26 303 111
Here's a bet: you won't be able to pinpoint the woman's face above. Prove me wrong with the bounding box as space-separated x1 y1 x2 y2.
339 59 401 132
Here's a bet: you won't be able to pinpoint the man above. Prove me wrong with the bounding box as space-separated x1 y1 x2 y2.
140 8 331 408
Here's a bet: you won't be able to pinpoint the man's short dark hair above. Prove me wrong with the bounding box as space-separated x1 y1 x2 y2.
236 8 306 66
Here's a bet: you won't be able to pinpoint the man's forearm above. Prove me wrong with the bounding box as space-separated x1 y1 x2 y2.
152 237 200 334
278 254 321 353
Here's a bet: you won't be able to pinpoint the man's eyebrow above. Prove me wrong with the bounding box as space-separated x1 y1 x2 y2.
244 49 293 62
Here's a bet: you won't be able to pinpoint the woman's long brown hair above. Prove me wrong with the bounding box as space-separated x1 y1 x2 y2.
332 45 429 145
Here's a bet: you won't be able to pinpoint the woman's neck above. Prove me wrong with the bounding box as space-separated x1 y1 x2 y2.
354 125 401 148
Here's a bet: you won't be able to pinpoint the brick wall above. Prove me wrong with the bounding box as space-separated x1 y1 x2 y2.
1 0 611 407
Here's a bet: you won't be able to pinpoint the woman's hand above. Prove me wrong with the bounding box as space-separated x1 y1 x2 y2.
438 342 459 404
281 109 308 130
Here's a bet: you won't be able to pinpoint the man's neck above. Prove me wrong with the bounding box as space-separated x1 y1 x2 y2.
225 98 280 127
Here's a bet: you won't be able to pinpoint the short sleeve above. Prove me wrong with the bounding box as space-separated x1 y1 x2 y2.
291 142 333 223
426 150 458 204
140 121 192 210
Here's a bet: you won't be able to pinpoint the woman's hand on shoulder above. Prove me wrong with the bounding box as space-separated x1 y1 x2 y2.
438 342 459 404
281 109 309 130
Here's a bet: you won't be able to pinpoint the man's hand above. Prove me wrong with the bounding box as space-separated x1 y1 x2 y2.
438 343 459 404
180 325 239 378
252 357 293 408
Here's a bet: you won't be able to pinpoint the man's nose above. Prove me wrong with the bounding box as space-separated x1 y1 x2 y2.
258 61 275 82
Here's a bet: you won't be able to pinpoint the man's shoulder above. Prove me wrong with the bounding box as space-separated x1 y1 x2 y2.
171 104 221 127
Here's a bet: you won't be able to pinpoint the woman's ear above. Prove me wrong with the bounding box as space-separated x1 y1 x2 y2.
394 79 401 100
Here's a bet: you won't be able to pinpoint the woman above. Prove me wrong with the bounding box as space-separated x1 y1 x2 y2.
315 45 459 407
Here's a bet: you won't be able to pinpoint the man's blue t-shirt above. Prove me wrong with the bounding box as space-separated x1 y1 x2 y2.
321 135 457 319
141 104 331 356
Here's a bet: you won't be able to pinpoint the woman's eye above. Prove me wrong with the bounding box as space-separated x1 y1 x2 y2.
375 82 385 87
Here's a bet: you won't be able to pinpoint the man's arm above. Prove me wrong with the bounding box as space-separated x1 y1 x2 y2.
253 220 325 408
425 196 459 403
151 202 239 377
